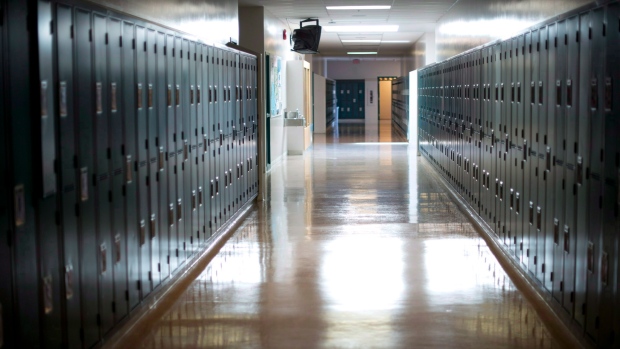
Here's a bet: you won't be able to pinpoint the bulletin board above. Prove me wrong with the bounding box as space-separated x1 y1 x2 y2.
270 56 283 116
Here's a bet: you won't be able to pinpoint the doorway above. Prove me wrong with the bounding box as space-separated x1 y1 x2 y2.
378 76 397 121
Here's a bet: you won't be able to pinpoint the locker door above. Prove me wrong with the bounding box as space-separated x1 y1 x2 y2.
181 39 192 256
493 43 502 238
155 31 169 283
146 28 160 289
499 40 509 244
574 11 591 327
552 18 568 307
93 13 114 333
544 23 558 293
534 25 549 285
121 21 140 311
165 34 179 274
196 44 206 245
563 14 580 317
507 38 517 253
135 25 151 298
603 4 620 345
155 32 174 281
251 59 258 196
515 34 526 264
585 8 606 338
0 0 15 346
174 36 185 266
522 31 533 270
225 50 234 222
216 48 224 230
188 40 199 255
528 29 540 275
36 0 62 346
75 9 100 346
106 16 128 323
200 45 211 239
208 46 217 235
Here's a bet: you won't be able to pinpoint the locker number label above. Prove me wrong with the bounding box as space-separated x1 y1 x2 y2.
59 81 68 118
43 274 53 314
96 82 103 114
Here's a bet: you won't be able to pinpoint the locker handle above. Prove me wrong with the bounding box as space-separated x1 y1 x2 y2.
167 85 172 107
100 244 107 275
137 83 143 109
529 203 534 225
229 170 232 185
150 214 156 239
511 83 515 102
536 207 541 231
148 84 153 109
190 85 194 104
126 155 133 184
216 177 219 194
237 165 240 179
65 265 74 300
563 226 570 253
192 190 197 210
184 141 189 161
546 148 551 171
198 187 203 206
204 135 208 153
220 133 223 147
210 180 214 198
523 143 528 161
538 81 543 105
590 78 598 110
577 157 583 185
209 86 213 103
499 183 503 200
169 204 174 226
215 87 218 102
517 83 521 103
139 220 146 245
566 80 572 107
228 87 231 102
159 147 165 171
225 172 228 187
176 85 180 106
510 190 514 209
553 219 559 244
556 80 562 106
177 199 182 221
197 86 201 104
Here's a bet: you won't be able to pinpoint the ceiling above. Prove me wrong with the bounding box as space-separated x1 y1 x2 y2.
238 0 459 57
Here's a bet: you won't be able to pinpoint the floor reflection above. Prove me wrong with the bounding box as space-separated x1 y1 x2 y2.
127 125 561 349
328 120 408 143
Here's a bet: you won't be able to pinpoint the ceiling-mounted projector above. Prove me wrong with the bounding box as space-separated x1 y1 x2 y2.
291 18 322 54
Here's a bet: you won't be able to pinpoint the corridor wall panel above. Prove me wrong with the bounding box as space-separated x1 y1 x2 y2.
0 1 257 347
419 2 619 347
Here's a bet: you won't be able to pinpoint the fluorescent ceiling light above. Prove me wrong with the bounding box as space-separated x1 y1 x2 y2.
324 25 399 33
326 6 391 10
347 52 378 55
341 40 381 43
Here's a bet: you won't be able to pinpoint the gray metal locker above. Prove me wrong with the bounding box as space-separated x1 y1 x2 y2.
155 31 168 283
75 9 100 346
602 4 620 346
514 34 526 264
174 35 185 267
0 0 15 346
543 23 557 292
146 28 160 289
528 28 540 276
36 0 63 345
106 16 129 323
552 18 568 307
165 33 178 274
200 44 211 239
188 40 199 256
135 25 152 298
93 13 114 333
585 8 606 339
574 11 591 327
181 38 192 259
535 25 548 285
562 14 581 317
196 43 206 245
121 20 141 311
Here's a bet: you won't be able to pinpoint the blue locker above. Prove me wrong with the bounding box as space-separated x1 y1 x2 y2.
146 28 160 289
106 16 129 324
121 20 141 311
75 8 100 346
135 25 152 298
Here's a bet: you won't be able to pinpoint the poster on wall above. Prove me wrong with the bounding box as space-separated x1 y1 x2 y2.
368 89 375 106
270 56 283 116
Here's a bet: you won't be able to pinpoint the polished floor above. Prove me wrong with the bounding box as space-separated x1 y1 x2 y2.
122 121 562 348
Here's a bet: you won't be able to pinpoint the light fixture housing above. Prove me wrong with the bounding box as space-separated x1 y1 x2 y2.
326 6 391 10
341 40 381 43
324 25 399 33
347 52 378 55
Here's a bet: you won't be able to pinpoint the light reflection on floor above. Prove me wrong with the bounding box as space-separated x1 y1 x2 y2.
127 122 561 349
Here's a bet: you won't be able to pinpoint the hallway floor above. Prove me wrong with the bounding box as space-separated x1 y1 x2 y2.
125 122 561 348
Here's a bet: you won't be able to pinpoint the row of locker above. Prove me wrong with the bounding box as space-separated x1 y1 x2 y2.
391 77 409 139
418 2 619 347
0 0 259 347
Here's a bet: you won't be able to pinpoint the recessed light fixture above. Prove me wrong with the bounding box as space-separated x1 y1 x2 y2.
381 40 410 43
326 6 391 10
347 52 378 55
341 40 381 43
324 25 399 33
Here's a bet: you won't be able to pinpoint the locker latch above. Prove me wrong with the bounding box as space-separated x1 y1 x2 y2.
100 243 107 275
115 234 122 263
601 251 609 285
587 242 594 273
65 264 74 300
563 225 570 253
